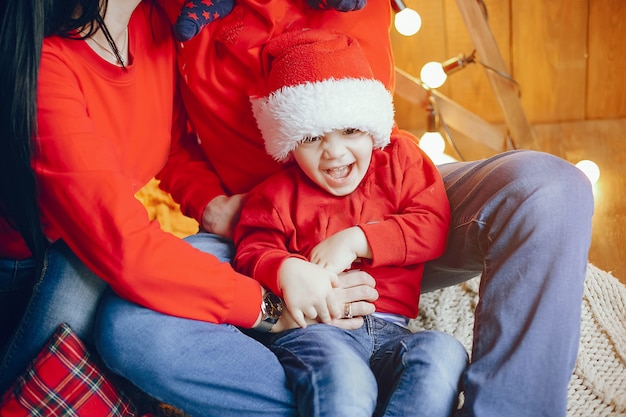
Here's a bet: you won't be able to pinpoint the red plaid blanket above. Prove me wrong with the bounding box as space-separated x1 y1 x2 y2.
0 323 136 417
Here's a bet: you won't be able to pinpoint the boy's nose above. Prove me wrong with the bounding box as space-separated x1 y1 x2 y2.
321 135 346 158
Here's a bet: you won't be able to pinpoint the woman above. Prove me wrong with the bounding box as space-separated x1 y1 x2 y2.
0 1 377 412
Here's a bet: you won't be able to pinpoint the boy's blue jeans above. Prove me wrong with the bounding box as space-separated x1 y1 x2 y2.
267 318 468 417
0 150 594 417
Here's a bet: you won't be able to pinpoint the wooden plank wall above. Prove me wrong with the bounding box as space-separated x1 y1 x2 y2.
391 0 626 281
136 0 626 283
390 0 626 128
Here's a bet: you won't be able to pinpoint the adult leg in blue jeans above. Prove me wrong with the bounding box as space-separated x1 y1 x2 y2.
0 241 107 393
422 150 594 417
94 232 296 417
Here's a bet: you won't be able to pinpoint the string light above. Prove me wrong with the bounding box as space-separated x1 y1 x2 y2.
420 52 477 89
391 0 422 36
395 8 421 36
575 160 600 185
418 94 457 164
420 62 447 89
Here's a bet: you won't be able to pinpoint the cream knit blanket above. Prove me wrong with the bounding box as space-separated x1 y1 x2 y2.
409 263 626 417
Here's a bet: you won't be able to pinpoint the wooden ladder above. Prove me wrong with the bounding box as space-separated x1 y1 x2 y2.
394 0 539 154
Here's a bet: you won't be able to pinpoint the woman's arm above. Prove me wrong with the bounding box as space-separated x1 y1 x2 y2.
34 18 262 328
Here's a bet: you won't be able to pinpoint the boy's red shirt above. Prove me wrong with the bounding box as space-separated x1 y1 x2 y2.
234 136 451 319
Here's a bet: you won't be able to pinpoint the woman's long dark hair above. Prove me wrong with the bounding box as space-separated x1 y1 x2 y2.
0 0 108 264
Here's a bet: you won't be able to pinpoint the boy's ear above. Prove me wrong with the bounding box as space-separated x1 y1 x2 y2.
174 0 235 42
304 0 367 12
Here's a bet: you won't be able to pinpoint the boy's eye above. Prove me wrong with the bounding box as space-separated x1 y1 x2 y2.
300 135 322 144
344 128 361 135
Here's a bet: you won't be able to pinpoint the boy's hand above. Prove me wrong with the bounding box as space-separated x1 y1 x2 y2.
279 258 341 327
309 227 372 273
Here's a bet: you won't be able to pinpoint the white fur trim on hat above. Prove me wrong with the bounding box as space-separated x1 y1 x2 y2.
252 77 395 162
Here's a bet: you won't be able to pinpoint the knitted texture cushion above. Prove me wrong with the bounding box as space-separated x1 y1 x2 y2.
409 263 626 417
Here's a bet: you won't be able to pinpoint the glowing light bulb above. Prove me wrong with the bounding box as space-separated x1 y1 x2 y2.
575 160 600 185
419 131 446 156
394 8 422 36
420 62 447 89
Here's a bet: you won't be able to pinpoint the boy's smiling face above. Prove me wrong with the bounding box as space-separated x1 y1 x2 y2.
292 128 374 196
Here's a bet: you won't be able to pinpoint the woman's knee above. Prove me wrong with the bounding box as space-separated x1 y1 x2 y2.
94 288 154 375
95 289 238 379
24 242 106 342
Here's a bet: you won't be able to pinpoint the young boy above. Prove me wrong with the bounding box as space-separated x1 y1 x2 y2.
233 28 468 417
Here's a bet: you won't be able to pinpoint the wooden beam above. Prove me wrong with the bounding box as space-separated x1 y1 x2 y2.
455 0 539 150
395 67 505 152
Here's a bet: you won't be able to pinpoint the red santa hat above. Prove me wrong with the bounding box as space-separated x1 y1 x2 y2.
251 28 395 162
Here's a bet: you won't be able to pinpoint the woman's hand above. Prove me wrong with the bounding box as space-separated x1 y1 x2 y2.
328 269 378 329
201 194 246 238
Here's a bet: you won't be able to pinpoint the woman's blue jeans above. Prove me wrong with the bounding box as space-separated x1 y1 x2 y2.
267 318 468 417
0 241 108 392
95 233 297 417
0 258 37 350
0 150 594 417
